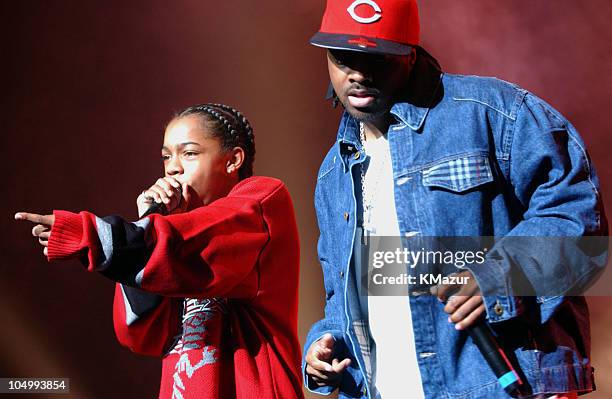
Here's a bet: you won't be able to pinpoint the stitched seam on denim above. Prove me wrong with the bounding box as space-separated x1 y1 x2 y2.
501 90 527 165
537 295 562 303
509 88 528 119
318 164 337 180
390 109 410 127
423 155 493 191
395 151 490 177
451 97 515 120
561 264 602 297
445 379 499 398
523 363 593 374
566 131 598 200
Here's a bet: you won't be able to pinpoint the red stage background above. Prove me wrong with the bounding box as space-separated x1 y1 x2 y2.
1 1 611 398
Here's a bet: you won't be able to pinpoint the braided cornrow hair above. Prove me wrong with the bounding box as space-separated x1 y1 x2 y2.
175 103 256 179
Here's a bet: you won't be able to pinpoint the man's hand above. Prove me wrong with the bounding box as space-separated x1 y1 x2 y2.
14 212 56 256
305 333 351 388
433 270 485 330
137 176 189 217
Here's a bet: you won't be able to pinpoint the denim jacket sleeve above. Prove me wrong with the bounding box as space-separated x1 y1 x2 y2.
466 92 607 323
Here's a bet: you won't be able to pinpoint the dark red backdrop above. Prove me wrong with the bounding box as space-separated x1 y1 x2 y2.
2 1 611 398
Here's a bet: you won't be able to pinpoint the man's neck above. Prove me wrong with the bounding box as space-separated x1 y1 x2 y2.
362 114 394 141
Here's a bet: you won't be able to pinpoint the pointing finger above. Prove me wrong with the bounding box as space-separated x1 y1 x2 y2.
15 212 54 226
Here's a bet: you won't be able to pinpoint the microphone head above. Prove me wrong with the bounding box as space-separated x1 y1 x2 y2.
141 201 167 217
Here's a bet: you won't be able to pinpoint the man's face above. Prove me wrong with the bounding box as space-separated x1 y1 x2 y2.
162 115 236 208
327 49 415 122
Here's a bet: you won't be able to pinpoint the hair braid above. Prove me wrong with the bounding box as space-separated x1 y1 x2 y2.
175 103 256 179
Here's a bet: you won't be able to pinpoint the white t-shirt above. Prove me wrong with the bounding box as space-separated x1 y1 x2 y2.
362 133 425 399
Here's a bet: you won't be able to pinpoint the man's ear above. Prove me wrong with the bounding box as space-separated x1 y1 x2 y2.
226 147 245 174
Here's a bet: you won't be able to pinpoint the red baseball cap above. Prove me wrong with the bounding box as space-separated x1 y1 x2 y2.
310 0 420 55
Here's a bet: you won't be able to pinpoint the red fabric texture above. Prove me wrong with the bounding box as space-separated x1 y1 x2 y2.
112 285 182 357
47 210 102 269
48 176 304 399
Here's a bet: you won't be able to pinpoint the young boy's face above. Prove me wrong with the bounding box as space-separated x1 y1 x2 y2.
161 114 237 207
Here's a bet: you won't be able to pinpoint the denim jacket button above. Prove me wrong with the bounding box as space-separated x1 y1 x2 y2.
343 212 349 221
494 302 504 316
340 271 344 279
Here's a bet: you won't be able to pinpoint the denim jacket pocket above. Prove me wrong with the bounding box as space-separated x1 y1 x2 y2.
422 153 494 192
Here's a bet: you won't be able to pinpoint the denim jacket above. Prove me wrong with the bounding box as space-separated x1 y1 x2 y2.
303 65 607 398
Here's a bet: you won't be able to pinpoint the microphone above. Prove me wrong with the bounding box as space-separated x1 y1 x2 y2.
466 320 525 397
140 191 182 218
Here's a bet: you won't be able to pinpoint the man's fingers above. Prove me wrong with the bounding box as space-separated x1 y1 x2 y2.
38 231 51 240
306 338 334 372
43 247 48 256
447 295 481 320
453 302 486 330
317 333 336 351
156 178 177 197
448 296 484 327
15 212 53 226
15 212 41 223
31 224 50 237
435 280 460 303
305 364 329 381
331 358 351 373
310 349 333 372
305 336 350 387
163 176 182 192
306 358 349 383
147 186 167 204
443 295 469 315
436 271 479 303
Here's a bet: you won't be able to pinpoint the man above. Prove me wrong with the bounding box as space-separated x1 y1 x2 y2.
303 1 607 398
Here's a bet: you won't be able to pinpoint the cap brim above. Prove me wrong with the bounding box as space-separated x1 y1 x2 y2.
310 32 412 56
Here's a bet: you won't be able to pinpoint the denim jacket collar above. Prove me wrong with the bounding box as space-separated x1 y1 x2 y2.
335 97 432 143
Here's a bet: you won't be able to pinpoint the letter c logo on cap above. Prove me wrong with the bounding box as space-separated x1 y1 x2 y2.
347 0 382 24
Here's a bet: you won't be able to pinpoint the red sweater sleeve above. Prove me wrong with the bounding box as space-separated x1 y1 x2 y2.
47 181 272 299
112 283 182 356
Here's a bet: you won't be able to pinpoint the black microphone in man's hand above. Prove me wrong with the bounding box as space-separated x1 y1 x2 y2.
466 319 525 397
141 190 182 218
